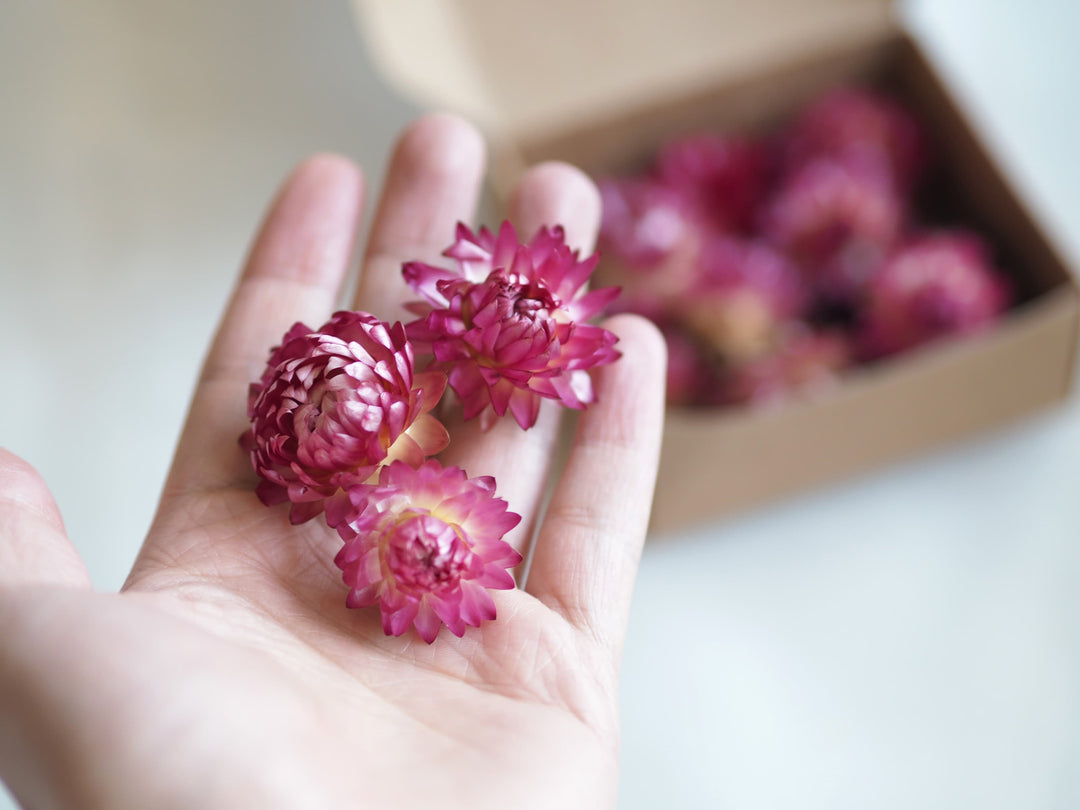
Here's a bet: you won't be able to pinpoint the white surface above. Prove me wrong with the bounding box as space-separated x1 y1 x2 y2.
1 1 1078 808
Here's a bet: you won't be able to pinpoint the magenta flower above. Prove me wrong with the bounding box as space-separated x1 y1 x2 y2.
859 232 1012 358
403 222 621 430
780 87 929 191
597 178 709 308
715 328 851 407
242 311 449 525
760 154 904 276
680 236 809 362
333 460 522 643
599 177 698 269
655 322 714 407
655 133 771 232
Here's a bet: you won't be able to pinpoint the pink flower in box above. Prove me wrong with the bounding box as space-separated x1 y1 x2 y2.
760 154 905 281
598 177 697 268
653 321 713 407
680 235 809 363
714 328 852 407
859 231 1013 358
780 87 929 191
655 133 772 232
598 177 707 303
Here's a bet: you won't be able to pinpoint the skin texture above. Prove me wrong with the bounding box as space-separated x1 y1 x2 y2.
0 115 666 810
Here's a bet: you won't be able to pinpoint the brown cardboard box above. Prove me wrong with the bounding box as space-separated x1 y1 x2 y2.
353 0 1079 532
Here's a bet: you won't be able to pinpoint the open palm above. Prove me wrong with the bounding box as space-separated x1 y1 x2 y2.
0 116 666 810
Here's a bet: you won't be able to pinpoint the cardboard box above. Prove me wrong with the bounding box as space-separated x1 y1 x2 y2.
354 0 1079 532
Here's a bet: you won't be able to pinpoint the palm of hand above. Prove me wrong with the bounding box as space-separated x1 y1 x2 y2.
0 117 664 810
14 495 614 809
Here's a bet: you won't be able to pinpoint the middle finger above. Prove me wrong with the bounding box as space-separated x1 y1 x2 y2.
439 161 603 559
352 113 486 323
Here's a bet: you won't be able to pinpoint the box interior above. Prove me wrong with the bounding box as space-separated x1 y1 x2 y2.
516 31 1072 304
508 30 1079 530
354 0 1074 313
354 4 1079 531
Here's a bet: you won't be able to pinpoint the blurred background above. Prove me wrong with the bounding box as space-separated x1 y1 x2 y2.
1 1 1078 808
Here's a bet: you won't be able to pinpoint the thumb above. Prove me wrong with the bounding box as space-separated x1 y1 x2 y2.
0 449 90 589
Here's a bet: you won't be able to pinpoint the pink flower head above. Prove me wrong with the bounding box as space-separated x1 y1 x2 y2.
760 154 905 275
655 133 771 232
656 322 714 407
681 236 809 362
780 87 929 191
404 222 621 430
859 231 1013 358
334 460 522 643
597 178 709 306
715 328 851 408
243 311 449 525
599 177 698 269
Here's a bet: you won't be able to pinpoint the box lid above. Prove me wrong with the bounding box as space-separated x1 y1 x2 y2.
354 0 895 143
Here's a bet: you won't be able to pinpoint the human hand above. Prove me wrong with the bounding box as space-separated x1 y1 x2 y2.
0 115 665 810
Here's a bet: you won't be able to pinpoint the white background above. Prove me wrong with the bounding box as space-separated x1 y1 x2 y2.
1 1 1078 808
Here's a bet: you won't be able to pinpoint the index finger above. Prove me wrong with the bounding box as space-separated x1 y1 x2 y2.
164 155 365 495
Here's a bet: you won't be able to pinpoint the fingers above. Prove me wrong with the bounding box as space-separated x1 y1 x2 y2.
165 154 364 493
439 162 603 556
0 448 90 589
526 315 667 660
353 114 486 323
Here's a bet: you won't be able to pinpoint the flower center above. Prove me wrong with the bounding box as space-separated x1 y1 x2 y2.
293 384 339 442
499 273 558 323
384 511 472 594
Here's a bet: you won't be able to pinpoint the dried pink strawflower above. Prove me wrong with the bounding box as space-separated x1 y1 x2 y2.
715 328 851 407
760 154 904 276
597 178 709 307
860 231 1012 358
598 177 698 269
780 87 928 191
680 236 808 362
404 222 621 430
650 322 711 406
655 134 771 232
243 311 449 525
333 460 522 643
